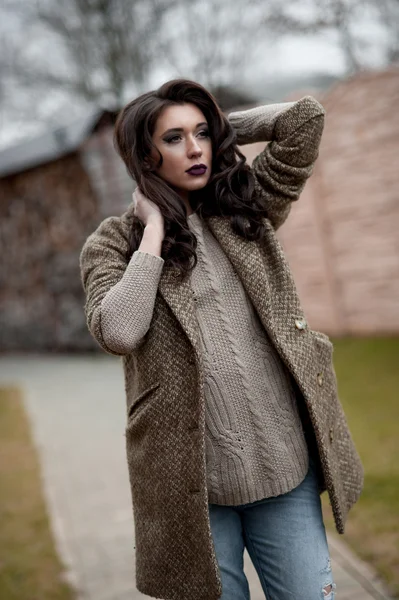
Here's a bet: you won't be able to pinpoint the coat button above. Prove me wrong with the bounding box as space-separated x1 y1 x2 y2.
295 317 307 330
317 372 324 387
329 427 334 443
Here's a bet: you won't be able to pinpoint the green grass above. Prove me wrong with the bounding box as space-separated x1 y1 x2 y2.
322 337 399 597
0 387 76 600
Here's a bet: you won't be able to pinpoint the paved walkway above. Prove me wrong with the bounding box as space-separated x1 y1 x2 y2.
0 356 391 600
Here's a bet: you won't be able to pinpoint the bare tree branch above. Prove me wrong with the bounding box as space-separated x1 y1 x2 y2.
157 0 270 88
3 0 172 107
263 0 397 73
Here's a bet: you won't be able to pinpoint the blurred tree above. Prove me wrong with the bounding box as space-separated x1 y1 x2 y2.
1 0 173 107
154 0 267 89
1 0 268 104
0 0 267 132
376 0 399 62
265 0 399 73
1 0 397 148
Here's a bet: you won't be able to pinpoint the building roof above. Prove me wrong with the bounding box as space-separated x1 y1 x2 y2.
0 108 117 179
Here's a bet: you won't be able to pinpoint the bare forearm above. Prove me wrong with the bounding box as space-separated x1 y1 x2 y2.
138 218 165 256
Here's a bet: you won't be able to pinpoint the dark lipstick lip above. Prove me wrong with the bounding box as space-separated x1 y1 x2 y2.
186 163 207 173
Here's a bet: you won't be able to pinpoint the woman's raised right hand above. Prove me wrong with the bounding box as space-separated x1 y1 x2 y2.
132 188 164 228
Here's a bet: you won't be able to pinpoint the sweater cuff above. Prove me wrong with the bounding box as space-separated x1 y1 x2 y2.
128 250 165 275
228 102 295 145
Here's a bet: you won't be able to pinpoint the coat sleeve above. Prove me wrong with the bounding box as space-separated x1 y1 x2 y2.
79 214 164 356
228 96 325 230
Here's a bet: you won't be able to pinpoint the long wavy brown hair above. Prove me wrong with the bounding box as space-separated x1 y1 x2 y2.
113 78 268 279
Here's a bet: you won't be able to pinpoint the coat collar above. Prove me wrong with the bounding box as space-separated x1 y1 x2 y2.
158 215 274 362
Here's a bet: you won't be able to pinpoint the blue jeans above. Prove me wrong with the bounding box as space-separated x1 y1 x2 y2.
208 457 336 600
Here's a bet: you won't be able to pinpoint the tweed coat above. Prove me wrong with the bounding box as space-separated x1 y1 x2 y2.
80 97 364 600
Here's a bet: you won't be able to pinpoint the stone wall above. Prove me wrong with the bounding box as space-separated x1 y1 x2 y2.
0 155 98 351
243 68 399 334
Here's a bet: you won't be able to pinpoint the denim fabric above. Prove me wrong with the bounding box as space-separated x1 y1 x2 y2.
208 457 336 600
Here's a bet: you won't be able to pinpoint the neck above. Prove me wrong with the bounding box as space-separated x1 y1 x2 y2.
175 188 193 216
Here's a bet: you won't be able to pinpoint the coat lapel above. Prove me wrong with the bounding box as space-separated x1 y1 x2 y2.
158 215 275 357
158 259 202 360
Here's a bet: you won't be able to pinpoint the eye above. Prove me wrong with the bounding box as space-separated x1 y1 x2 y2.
164 135 181 144
198 129 209 138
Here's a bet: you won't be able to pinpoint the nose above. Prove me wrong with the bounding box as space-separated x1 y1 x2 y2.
187 136 202 158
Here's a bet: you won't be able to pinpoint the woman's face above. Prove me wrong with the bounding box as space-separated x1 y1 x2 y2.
151 102 212 198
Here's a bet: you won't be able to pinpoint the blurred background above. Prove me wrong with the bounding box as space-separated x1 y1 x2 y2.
0 0 398 599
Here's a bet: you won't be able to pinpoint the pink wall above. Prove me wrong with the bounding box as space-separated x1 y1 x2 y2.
242 69 399 335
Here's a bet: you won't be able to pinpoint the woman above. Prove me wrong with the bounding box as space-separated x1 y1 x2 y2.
80 79 363 600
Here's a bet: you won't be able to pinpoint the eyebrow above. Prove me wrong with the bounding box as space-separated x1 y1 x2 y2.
161 122 208 136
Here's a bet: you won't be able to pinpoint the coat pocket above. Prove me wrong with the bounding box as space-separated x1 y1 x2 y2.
127 380 161 421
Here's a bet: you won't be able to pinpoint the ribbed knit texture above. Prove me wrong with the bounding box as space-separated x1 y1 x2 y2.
187 211 308 505
228 101 295 145
101 250 164 354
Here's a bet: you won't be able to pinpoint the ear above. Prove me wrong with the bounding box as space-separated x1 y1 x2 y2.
143 156 156 173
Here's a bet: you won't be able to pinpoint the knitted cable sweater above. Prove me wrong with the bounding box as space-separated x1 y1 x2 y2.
187 211 309 504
